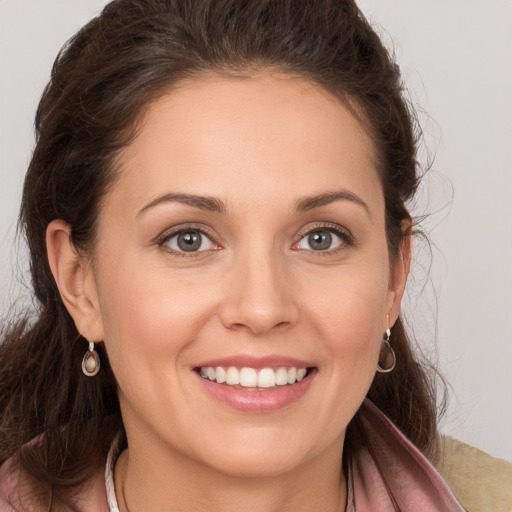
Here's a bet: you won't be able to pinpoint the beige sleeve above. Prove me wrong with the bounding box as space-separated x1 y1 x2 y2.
436 436 512 512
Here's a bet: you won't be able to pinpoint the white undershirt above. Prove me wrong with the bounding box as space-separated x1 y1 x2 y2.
105 435 121 512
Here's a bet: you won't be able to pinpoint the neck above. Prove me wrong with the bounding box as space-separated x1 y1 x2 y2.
114 439 347 512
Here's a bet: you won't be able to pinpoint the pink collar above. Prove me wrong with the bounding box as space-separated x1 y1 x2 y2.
351 399 464 511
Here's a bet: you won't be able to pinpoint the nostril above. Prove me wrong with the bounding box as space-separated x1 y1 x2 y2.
229 323 249 331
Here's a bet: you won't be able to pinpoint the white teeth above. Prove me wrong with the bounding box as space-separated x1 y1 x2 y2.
226 366 240 385
287 367 297 384
257 368 276 388
215 366 226 384
296 368 307 382
239 367 257 387
275 367 288 386
199 366 309 388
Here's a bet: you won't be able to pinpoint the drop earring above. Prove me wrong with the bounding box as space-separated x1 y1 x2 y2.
377 327 396 373
82 341 100 377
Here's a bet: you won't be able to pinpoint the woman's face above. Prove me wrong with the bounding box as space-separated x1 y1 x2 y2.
83 73 408 477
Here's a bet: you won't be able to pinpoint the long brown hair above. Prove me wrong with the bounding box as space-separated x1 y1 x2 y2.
1 0 439 508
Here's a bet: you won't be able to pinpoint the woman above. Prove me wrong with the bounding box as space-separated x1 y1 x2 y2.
0 0 479 510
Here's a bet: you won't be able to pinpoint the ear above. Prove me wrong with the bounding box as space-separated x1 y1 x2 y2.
46 219 104 342
385 220 412 329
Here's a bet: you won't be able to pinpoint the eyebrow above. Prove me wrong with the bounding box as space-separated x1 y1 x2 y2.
137 189 370 218
295 189 371 217
137 193 226 217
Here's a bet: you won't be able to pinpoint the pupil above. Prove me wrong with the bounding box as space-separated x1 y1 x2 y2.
178 231 201 252
308 231 332 250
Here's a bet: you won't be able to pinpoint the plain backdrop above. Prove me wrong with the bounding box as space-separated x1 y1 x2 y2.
1 1 511 462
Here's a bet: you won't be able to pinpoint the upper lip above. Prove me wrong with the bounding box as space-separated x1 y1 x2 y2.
195 355 314 370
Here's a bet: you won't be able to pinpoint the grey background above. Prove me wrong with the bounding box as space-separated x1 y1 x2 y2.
1 0 511 461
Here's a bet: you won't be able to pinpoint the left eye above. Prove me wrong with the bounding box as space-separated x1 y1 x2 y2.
164 230 216 253
296 229 344 251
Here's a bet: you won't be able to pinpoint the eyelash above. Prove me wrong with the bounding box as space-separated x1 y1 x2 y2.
156 224 219 258
155 222 353 257
294 223 354 254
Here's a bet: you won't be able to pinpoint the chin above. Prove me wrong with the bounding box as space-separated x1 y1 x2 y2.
204 453 307 479
190 431 324 479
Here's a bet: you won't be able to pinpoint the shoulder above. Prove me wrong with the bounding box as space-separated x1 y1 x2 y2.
436 436 512 512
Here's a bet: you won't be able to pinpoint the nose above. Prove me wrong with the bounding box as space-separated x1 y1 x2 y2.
220 249 299 336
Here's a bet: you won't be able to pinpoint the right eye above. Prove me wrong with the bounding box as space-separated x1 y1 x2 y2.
162 229 218 253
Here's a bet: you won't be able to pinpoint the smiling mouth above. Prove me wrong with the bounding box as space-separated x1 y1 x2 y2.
196 366 313 390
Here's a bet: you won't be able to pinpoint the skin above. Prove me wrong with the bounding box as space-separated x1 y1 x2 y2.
47 73 410 512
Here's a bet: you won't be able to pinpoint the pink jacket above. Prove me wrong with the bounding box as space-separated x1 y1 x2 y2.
352 400 464 511
0 400 464 511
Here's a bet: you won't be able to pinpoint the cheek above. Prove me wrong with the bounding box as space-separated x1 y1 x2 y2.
304 257 390 390
94 258 215 380
308 260 390 340
303 269 389 429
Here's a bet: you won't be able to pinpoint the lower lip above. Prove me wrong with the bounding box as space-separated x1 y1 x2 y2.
196 370 316 413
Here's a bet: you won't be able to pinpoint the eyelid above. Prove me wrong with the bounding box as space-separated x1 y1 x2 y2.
156 223 221 254
293 222 354 251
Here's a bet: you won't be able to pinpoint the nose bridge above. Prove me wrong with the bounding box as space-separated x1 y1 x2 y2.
221 241 297 334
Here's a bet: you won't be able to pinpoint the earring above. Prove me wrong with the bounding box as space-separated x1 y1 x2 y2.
82 341 100 377
377 327 396 373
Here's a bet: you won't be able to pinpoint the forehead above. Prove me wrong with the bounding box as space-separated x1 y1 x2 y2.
110 72 382 217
